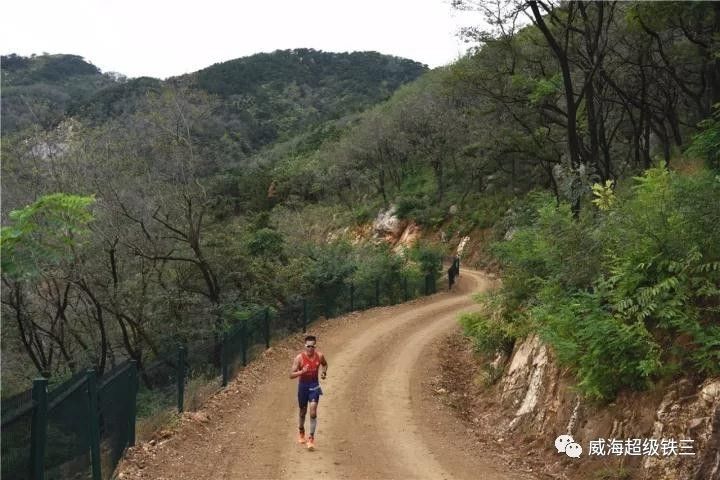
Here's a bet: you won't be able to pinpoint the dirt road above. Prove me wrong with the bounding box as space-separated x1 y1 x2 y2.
121 270 537 480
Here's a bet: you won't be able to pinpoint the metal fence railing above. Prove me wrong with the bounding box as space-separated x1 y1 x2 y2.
1 389 34 479
1 363 138 480
2 261 461 480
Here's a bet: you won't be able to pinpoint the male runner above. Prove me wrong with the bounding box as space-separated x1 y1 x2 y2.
289 335 328 451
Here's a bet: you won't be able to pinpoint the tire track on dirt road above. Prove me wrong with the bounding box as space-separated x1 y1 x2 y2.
236 270 530 480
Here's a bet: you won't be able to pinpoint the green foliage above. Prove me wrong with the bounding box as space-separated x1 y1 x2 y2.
494 198 601 296
533 286 662 400
1 54 115 133
395 171 446 226
351 244 404 285
225 303 267 333
245 227 284 258
591 180 616 210
495 191 556 234
306 241 357 296
687 106 720 170
1 54 100 86
192 49 426 149
352 204 376 225
469 166 720 400
409 242 444 277
1 193 95 278
71 76 162 122
464 193 512 230
460 292 516 356
601 167 720 376
528 74 562 105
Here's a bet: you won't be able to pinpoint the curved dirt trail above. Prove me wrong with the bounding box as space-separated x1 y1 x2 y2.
125 270 537 480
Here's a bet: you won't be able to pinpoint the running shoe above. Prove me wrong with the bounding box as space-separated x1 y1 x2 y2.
307 436 315 451
297 432 306 444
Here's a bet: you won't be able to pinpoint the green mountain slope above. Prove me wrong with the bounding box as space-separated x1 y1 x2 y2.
1 54 116 133
191 49 427 144
2 49 427 157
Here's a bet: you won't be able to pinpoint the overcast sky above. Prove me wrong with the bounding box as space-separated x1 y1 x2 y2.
1 0 488 79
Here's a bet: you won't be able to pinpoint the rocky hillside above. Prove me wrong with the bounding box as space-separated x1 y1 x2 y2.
437 330 720 479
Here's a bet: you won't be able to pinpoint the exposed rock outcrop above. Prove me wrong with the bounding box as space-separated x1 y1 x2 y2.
373 206 404 239
493 334 720 479
372 206 421 251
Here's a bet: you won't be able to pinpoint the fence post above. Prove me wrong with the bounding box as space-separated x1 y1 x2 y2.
221 332 229 387
264 307 271 349
302 299 308 333
30 377 48 480
432 274 437 294
128 360 138 447
403 276 408 302
349 284 354 311
375 279 380 306
424 274 430 296
86 369 102 480
177 346 186 413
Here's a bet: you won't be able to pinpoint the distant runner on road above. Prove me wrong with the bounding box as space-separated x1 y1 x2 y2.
289 335 328 451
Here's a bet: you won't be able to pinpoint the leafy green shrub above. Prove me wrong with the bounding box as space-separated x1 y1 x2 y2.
466 193 512 230
409 241 444 278
460 294 516 356
306 241 358 298
492 198 601 308
245 227 284 257
351 243 405 302
687 105 720 171
533 286 662 400
353 204 375 224
494 190 555 235
1 193 95 278
395 171 447 227
472 165 720 400
600 166 720 376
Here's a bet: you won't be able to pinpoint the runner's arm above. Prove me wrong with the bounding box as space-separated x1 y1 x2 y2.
289 355 308 379
320 354 328 379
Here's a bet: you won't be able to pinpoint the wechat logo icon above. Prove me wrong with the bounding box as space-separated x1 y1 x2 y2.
555 434 582 458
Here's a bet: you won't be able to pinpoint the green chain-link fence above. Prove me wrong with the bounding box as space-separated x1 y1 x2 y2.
1 363 139 480
1 389 34 479
2 266 448 479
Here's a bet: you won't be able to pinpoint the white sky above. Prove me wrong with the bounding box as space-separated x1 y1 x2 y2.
1 0 488 79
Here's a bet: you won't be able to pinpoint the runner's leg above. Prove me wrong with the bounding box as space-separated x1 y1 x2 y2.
309 401 318 438
298 384 309 442
299 406 307 433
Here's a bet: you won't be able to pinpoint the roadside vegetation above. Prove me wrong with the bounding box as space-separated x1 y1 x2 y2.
3 1 720 408
462 162 720 400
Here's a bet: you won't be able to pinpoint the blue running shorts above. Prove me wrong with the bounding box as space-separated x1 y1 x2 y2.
298 382 323 408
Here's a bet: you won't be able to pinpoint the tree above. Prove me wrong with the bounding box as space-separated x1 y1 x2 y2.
1 193 102 375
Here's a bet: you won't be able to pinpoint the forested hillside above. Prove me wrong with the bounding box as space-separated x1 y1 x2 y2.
0 49 432 394
1 54 117 133
1 0 719 419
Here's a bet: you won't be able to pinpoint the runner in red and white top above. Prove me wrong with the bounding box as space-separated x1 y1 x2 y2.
289 335 328 451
